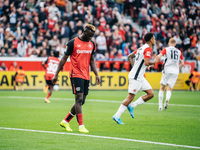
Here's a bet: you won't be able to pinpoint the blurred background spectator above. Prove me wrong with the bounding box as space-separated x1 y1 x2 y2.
0 62 7 71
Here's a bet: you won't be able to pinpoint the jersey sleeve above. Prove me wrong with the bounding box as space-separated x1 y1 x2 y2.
180 53 183 60
133 50 137 54
91 41 96 55
64 39 75 55
143 47 152 59
161 48 166 55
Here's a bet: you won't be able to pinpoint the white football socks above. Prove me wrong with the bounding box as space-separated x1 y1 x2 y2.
131 97 145 108
63 119 68 123
166 91 171 102
158 90 164 109
115 104 127 118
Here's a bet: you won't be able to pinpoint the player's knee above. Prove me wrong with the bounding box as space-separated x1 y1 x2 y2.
151 93 154 99
148 92 154 99
128 93 135 100
76 97 83 105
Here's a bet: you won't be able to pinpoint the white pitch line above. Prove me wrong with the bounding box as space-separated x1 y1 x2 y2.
0 127 199 149
0 96 200 108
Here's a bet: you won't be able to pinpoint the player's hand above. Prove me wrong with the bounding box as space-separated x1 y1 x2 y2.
96 75 101 85
147 65 154 70
52 75 58 84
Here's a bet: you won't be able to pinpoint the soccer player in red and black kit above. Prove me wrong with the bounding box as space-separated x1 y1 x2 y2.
52 24 100 133
42 51 60 103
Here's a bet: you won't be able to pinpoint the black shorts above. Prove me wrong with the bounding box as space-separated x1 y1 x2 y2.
46 80 54 86
70 77 90 95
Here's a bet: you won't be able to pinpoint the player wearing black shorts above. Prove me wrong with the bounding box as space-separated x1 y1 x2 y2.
52 24 100 133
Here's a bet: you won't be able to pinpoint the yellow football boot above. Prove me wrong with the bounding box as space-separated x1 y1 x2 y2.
60 120 73 131
79 126 89 133
44 98 50 103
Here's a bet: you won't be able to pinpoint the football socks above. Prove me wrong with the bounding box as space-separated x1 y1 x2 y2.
131 97 144 108
115 104 127 118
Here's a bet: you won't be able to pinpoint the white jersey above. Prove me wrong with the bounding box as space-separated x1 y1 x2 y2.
128 43 152 81
161 46 183 75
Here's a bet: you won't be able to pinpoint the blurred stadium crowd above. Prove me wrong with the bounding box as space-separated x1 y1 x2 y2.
0 0 200 72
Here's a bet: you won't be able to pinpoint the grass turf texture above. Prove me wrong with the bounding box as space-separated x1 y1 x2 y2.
0 90 199 150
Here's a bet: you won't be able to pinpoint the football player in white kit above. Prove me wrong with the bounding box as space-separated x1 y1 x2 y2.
112 33 156 124
150 38 184 111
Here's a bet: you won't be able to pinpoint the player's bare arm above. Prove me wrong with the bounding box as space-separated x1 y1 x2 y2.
179 60 184 70
148 53 163 66
52 55 69 84
42 61 46 69
127 52 136 67
90 55 100 85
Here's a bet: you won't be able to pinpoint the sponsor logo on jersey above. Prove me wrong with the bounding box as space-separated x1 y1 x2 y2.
77 50 92 54
146 51 151 56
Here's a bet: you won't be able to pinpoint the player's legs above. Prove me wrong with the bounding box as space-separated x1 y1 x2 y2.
43 77 50 93
164 73 177 109
113 93 135 123
126 88 154 120
122 93 135 106
45 80 53 103
60 93 86 132
127 79 154 118
130 88 154 107
61 78 89 133
141 89 154 101
63 94 87 123
43 85 49 93
164 85 172 110
74 93 89 133
131 79 154 107
158 84 165 111
113 79 140 124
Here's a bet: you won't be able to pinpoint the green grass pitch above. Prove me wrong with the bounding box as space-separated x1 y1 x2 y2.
0 90 199 150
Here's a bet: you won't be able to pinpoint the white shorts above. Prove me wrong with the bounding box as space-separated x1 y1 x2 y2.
128 78 152 94
160 73 178 89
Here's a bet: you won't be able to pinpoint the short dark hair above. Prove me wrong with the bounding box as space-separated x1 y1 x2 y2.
144 33 154 42
194 68 197 71
19 66 22 69
53 51 59 58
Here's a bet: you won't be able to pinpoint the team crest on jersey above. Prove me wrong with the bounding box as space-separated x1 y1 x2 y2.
77 44 81 47
133 89 137 92
89 44 92 48
76 87 80 91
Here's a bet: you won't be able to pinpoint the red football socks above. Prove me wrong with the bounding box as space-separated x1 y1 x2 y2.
64 112 75 122
46 92 51 99
76 114 83 125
